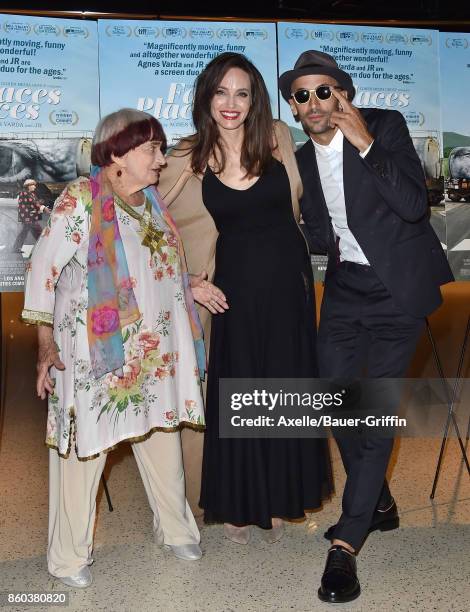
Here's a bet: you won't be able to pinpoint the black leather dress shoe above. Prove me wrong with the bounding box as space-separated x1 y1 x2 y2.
318 545 360 603
324 499 399 541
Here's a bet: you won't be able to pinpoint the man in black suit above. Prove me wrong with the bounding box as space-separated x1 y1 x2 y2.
279 51 453 603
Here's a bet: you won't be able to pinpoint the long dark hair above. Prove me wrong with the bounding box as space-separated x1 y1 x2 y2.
190 52 273 177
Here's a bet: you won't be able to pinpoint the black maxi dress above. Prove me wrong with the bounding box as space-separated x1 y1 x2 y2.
199 158 332 529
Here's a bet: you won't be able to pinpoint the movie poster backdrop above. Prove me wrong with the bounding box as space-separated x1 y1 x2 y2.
0 14 98 290
0 14 467 290
277 22 442 280
98 19 278 146
440 32 470 281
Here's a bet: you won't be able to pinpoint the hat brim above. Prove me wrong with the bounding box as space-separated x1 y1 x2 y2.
279 65 355 102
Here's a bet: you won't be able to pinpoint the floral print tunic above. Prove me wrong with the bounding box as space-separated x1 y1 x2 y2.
22 177 205 459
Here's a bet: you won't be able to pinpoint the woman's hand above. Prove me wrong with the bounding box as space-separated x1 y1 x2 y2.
190 271 229 314
37 325 65 400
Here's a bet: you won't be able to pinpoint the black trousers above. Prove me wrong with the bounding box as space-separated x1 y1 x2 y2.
13 222 42 251
318 262 424 550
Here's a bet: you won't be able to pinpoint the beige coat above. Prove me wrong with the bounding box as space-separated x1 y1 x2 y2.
158 119 303 346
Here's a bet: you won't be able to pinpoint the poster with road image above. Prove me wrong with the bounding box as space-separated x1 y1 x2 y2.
0 14 97 291
440 32 470 281
278 23 442 280
0 137 92 291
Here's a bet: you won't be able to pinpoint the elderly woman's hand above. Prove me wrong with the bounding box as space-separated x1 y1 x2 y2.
190 271 229 314
37 326 65 400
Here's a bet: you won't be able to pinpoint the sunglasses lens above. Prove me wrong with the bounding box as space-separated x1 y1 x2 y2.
293 89 310 104
315 86 331 100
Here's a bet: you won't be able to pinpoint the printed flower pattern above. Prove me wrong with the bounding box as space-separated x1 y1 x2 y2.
91 318 181 427
148 225 181 282
23 177 204 459
164 409 178 427
120 277 137 290
91 306 120 335
54 191 77 216
102 198 115 222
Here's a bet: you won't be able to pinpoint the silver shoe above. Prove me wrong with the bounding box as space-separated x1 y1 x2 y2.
57 566 93 588
262 521 284 543
153 526 165 546
164 543 202 560
223 523 251 545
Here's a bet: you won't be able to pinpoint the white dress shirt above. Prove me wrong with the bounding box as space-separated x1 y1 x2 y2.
312 130 370 265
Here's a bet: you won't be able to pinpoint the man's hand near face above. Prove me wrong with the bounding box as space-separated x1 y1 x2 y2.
328 89 374 154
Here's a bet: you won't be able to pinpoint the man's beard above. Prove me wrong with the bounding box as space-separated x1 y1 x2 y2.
300 114 331 136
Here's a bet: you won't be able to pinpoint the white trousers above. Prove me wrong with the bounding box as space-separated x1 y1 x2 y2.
48 431 200 577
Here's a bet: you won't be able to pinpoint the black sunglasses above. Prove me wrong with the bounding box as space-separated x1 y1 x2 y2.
291 85 342 104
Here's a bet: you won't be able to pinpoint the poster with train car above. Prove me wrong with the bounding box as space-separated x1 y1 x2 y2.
440 32 470 281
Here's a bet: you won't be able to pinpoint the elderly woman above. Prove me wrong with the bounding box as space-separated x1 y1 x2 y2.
22 109 225 588
13 178 50 253
158 53 332 545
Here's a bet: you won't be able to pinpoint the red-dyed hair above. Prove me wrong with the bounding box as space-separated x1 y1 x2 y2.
91 110 167 167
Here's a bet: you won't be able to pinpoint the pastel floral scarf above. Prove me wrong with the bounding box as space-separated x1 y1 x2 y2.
87 166 205 380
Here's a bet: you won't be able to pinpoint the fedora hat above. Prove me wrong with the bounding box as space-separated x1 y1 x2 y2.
279 50 355 102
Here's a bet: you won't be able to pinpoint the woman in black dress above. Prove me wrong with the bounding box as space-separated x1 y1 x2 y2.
161 53 332 544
